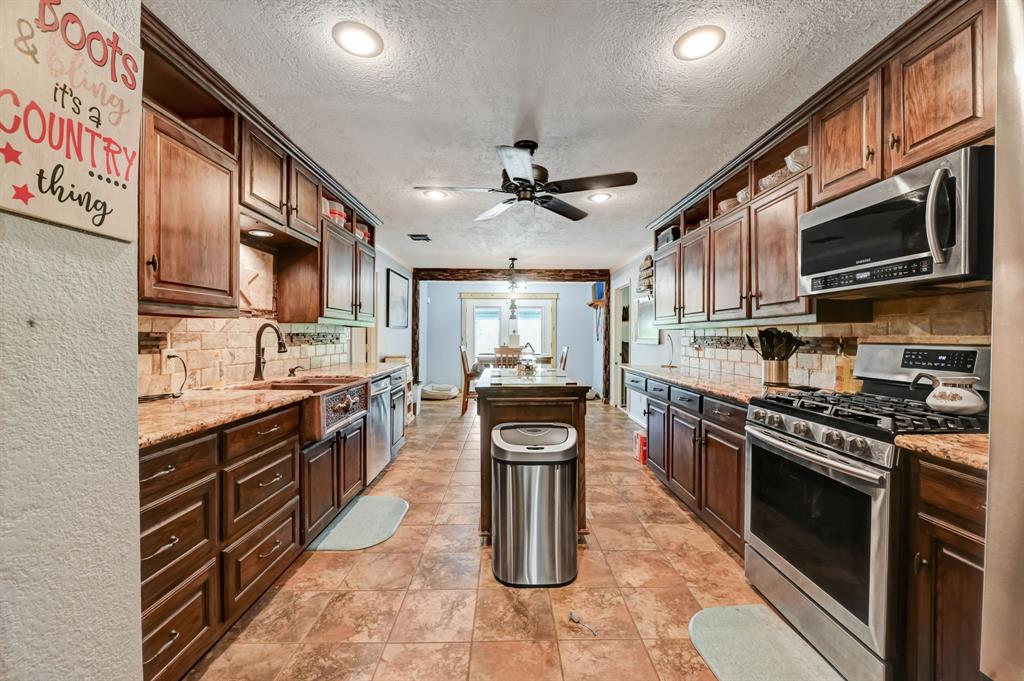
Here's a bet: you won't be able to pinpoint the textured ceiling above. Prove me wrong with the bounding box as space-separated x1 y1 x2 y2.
146 0 926 269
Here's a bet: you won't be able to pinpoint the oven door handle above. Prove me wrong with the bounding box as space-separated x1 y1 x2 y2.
925 166 950 265
746 426 885 486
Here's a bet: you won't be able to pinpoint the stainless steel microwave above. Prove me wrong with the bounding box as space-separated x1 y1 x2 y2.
798 146 993 296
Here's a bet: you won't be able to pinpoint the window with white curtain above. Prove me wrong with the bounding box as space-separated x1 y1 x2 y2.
516 307 543 351
473 307 501 356
460 293 557 360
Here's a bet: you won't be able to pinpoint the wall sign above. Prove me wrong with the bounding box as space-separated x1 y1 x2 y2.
1 0 143 242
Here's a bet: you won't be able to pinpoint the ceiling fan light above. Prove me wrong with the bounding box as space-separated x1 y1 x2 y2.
588 192 612 203
332 21 383 58
674 25 726 61
423 190 448 201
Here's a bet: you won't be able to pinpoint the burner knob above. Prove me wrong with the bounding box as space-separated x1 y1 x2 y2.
752 409 767 422
849 437 869 454
793 421 811 436
766 414 783 428
823 430 845 447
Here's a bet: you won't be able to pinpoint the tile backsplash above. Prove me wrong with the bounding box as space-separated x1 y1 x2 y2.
676 290 992 389
138 316 351 396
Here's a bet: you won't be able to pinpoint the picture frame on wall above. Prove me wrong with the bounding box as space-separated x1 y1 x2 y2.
386 269 410 328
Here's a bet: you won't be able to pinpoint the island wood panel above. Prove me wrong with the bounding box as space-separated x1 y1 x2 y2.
709 209 750 321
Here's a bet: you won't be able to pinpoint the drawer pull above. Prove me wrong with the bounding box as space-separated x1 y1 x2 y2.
258 540 283 560
711 408 731 418
257 472 284 488
142 535 180 561
144 629 180 665
140 464 176 483
913 552 929 574
256 425 281 436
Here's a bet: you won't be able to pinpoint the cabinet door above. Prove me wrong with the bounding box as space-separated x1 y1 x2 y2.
300 439 338 544
909 516 985 681
288 160 322 240
680 227 709 322
355 240 376 322
888 0 995 173
811 70 883 204
700 421 745 552
645 397 668 480
140 108 238 309
391 390 406 449
750 175 812 319
240 120 288 224
340 418 365 505
322 222 356 320
653 245 680 324
709 210 750 321
667 406 700 512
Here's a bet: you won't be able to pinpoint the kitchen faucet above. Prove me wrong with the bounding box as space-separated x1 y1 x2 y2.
253 322 288 381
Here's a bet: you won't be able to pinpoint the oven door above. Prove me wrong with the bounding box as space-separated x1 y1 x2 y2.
744 424 894 657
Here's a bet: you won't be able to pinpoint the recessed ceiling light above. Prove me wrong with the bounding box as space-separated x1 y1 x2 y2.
247 229 274 238
588 192 612 203
674 25 726 61
332 21 383 58
423 190 448 201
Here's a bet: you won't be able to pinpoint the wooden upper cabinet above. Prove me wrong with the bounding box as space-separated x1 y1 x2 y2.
888 0 995 173
811 70 883 204
750 175 811 318
653 245 680 324
140 107 238 310
680 227 709 322
709 210 750 321
355 239 376 322
240 120 288 224
288 160 322 239
323 222 356 320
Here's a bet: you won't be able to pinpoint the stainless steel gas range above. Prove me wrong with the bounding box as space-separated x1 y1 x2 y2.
743 343 990 681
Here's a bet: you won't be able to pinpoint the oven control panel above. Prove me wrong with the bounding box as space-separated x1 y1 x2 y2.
901 348 977 372
810 257 933 292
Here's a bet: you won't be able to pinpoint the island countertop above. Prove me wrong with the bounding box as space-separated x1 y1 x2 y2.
475 367 591 391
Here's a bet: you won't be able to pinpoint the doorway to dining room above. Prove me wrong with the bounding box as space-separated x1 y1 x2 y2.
611 282 631 411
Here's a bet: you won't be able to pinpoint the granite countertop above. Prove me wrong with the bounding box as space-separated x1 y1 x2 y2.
139 389 311 449
895 433 990 472
621 365 765 405
476 367 590 390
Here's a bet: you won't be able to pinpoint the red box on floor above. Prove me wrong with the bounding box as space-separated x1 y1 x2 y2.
633 432 647 465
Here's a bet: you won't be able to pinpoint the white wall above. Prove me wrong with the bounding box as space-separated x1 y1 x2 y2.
0 3 142 679
375 248 412 360
420 281 598 389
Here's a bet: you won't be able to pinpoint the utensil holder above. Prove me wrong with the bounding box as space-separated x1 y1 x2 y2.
762 359 789 387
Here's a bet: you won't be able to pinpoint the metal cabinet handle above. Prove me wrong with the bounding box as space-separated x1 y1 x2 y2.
256 425 280 436
913 552 929 574
143 629 179 665
865 145 875 162
142 535 180 561
257 472 283 488
888 132 900 150
258 540 283 560
140 464 175 483
146 255 159 271
711 408 730 418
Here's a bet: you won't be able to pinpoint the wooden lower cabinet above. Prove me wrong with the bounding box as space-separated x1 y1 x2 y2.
300 438 339 544
906 457 986 681
340 416 366 506
645 397 669 480
142 559 220 681
699 421 746 552
667 405 700 512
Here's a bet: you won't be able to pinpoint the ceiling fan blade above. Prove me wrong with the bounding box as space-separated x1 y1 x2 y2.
536 195 587 221
545 171 638 194
474 198 517 222
496 145 535 185
413 185 504 193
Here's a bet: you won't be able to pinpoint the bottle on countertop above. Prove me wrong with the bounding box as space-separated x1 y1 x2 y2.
211 350 226 390
834 341 861 393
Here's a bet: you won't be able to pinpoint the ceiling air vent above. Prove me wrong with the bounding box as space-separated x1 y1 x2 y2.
408 234 432 242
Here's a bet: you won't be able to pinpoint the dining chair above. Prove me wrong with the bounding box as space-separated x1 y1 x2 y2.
460 344 481 416
558 345 569 371
493 346 521 368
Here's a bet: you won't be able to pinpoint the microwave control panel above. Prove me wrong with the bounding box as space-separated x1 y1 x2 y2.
810 257 933 292
901 348 977 372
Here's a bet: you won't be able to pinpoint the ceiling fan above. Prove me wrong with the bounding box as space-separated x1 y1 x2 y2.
414 140 638 222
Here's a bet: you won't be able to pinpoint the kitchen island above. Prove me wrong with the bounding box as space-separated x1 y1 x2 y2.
475 368 591 543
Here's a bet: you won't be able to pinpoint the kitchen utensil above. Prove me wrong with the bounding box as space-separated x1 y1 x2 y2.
762 360 790 387
569 611 597 636
911 373 987 415
746 334 762 358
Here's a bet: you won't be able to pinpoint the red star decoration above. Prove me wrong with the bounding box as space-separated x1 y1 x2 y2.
0 142 21 165
12 184 34 205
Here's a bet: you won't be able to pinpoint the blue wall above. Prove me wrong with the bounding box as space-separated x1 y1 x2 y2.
420 281 598 390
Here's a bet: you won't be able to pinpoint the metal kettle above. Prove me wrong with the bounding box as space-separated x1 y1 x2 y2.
911 372 987 415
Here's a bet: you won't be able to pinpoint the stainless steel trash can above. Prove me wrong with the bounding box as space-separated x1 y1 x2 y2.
491 423 578 587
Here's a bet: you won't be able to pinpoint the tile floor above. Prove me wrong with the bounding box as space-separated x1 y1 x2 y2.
186 399 763 680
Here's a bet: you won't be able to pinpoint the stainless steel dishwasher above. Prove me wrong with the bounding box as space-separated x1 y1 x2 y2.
366 376 391 482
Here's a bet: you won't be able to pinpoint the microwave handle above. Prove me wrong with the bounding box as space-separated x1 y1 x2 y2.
925 167 950 265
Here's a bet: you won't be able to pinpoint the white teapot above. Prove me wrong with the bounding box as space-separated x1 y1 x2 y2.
911 373 987 415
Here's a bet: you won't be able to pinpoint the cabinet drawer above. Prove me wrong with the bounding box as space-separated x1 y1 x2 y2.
222 436 299 541
670 387 701 414
141 474 219 611
624 372 646 392
140 433 218 501
222 497 301 620
917 459 987 529
223 406 299 460
702 398 746 432
646 380 669 399
142 559 220 681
